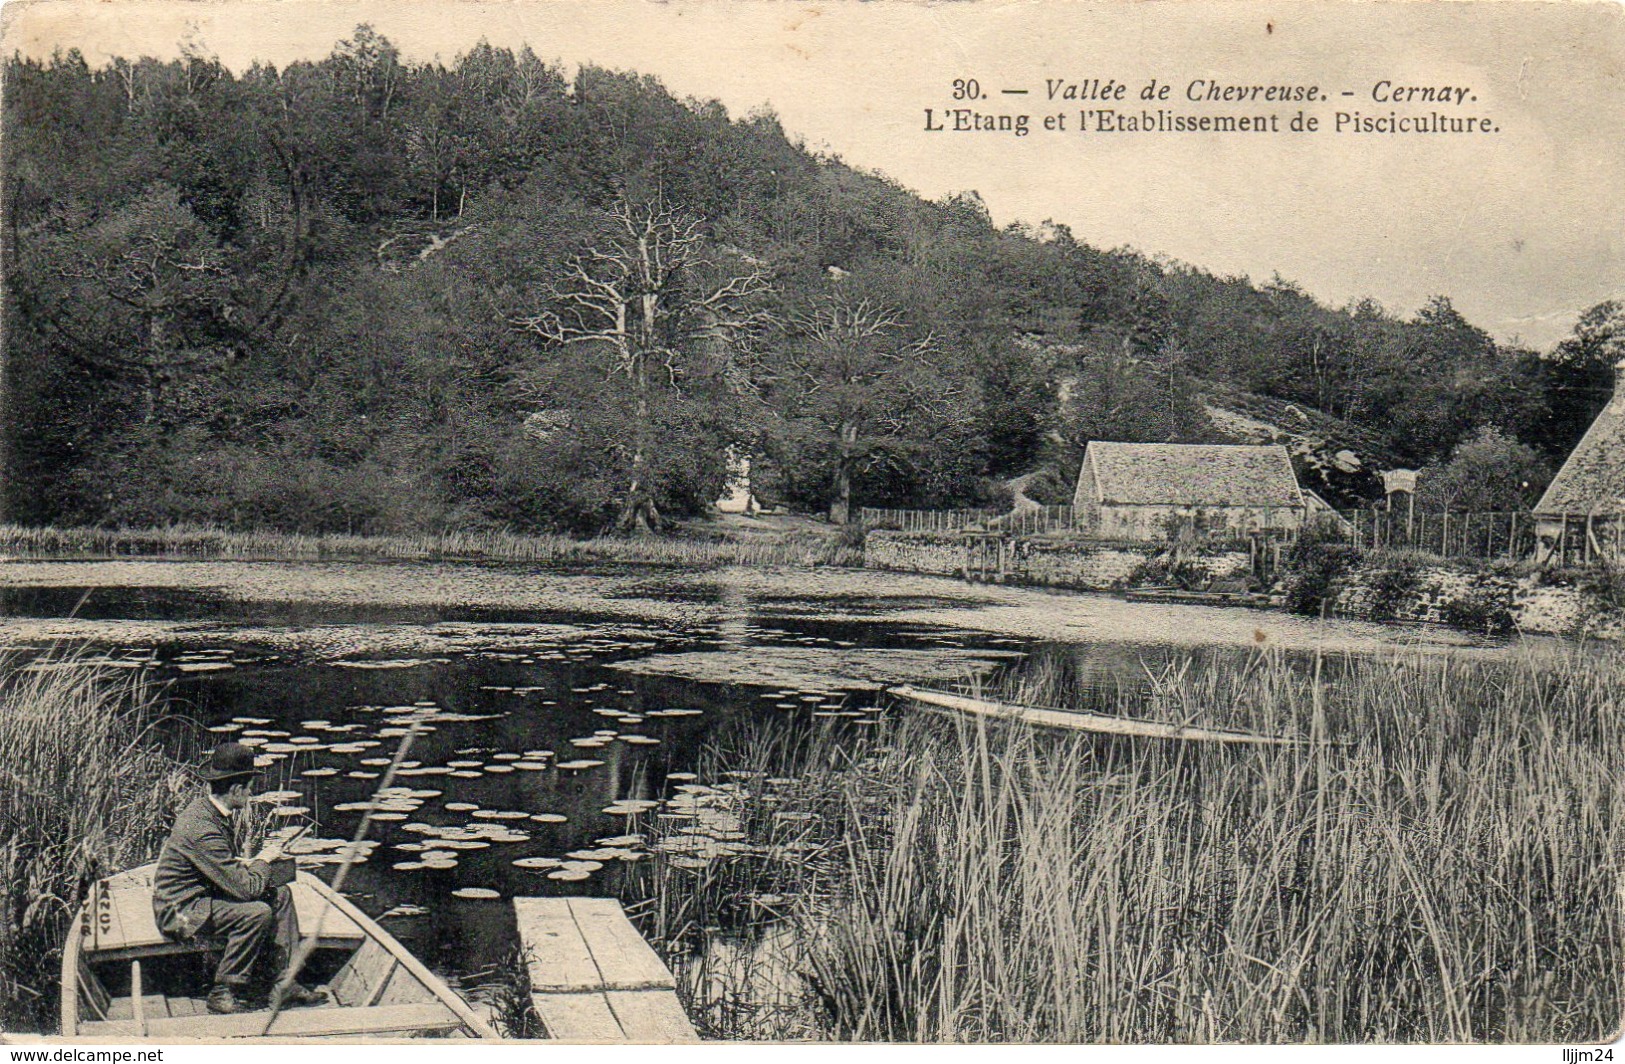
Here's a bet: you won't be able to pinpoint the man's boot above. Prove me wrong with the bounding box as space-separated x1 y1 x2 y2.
206 983 249 1015
271 981 329 1010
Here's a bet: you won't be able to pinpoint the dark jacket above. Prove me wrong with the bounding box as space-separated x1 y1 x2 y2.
152 794 272 938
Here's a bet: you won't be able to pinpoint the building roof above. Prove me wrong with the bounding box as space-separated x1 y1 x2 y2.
1082 442 1305 509
1534 393 1625 515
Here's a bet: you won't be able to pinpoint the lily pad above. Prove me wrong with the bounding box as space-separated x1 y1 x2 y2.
513 856 564 870
380 904 430 919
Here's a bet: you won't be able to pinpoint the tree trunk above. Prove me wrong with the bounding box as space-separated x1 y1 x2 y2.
140 320 168 426
829 468 851 525
616 359 660 533
829 422 858 524
617 458 660 533
139 364 160 426
0 328 8 524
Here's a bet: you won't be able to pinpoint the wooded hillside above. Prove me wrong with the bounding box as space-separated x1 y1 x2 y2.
6 29 1618 533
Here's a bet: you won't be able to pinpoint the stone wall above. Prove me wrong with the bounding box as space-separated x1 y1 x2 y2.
1094 503 1303 541
867 529 1625 638
862 531 965 577
1330 560 1625 638
1018 540 1150 589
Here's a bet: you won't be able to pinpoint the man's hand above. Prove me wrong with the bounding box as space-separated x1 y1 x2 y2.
253 841 285 864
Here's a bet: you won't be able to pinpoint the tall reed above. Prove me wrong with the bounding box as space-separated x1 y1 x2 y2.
655 646 1623 1043
625 715 850 1040
0 656 185 1033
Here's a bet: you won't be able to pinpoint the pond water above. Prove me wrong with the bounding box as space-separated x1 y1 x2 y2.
0 559 1521 998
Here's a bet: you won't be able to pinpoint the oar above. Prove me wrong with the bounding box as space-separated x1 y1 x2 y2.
258 719 423 1036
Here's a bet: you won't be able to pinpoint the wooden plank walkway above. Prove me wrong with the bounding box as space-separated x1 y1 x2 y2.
514 897 699 1043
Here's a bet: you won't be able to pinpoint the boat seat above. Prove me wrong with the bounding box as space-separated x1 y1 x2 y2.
84 869 366 962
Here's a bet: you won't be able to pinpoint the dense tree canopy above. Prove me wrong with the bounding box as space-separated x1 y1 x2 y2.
1415 427 1552 514
3 29 1608 532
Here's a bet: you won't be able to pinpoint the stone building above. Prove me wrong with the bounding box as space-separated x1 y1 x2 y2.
1072 442 1307 541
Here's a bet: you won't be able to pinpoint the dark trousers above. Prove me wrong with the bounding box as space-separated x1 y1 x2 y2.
199 884 298 988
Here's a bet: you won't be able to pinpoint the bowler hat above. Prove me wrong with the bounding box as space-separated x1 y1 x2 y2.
198 742 261 781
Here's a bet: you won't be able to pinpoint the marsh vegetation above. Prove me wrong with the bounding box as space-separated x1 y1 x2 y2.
0 522 859 569
639 646 1622 1042
0 658 185 1033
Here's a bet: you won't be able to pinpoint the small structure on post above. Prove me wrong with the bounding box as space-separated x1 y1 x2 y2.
1071 442 1307 541
1381 468 1419 543
1531 358 1625 567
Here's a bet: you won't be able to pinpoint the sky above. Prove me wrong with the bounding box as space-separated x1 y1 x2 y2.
5 0 1623 350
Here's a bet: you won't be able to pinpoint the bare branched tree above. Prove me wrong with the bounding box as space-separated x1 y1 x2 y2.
512 198 771 531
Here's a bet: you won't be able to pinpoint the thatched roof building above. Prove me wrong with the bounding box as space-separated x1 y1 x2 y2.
1530 361 1625 565
1533 360 1625 518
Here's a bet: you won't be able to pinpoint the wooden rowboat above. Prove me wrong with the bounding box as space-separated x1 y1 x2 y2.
889 684 1320 746
61 864 501 1040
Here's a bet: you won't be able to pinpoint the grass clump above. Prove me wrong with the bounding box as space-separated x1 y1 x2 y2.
650 646 1623 1043
1439 588 1517 636
0 522 856 569
1283 541 1362 616
0 656 185 1034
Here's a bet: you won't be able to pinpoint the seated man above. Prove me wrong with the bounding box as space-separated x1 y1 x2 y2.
152 742 326 1015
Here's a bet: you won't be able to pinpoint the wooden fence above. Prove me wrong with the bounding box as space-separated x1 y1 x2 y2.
859 505 1079 535
1526 512 1624 568
1335 509 1537 560
1336 508 1625 567
857 507 1001 533
986 505 1078 536
862 503 1625 569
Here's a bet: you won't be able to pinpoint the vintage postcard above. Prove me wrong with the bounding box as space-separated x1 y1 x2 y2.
0 0 1621 1052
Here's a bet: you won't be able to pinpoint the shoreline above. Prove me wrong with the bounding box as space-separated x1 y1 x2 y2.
0 555 1526 660
5 520 1606 650
0 518 857 568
